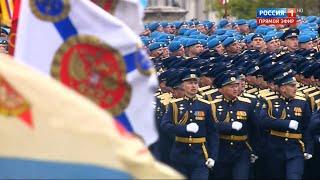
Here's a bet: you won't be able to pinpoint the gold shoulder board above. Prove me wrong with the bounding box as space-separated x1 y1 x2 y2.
308 90 320 97
242 92 257 98
199 86 211 92
170 98 183 103
211 98 222 104
294 96 306 101
238 96 251 103
246 88 258 94
296 91 306 98
198 98 210 104
203 88 218 95
265 95 279 100
303 87 317 93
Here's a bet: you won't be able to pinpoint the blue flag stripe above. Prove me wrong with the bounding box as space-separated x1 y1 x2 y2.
54 17 78 40
116 113 134 132
0 157 132 179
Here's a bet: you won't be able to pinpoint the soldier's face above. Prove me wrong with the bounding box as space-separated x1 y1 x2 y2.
214 44 225 55
299 41 313 50
280 84 297 99
182 79 199 97
220 83 239 100
285 37 298 51
267 40 279 52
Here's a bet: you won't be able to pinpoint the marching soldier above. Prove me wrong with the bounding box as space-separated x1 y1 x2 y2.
160 69 219 179
210 71 258 179
260 70 313 179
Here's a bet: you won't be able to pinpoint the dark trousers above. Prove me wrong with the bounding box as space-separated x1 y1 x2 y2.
212 151 250 179
172 162 208 180
266 155 304 179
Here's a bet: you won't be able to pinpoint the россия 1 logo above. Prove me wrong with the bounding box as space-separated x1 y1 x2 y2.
256 8 301 25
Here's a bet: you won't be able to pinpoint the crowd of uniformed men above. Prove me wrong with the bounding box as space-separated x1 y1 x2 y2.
143 17 320 179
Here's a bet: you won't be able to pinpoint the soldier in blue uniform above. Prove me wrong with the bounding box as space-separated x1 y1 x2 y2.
210 71 259 180
260 71 313 179
161 69 219 179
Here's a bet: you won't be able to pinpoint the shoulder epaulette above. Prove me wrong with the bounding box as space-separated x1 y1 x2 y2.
216 95 223 99
259 89 270 94
294 96 306 101
242 92 256 99
296 91 306 98
211 98 222 104
246 88 258 94
157 93 172 99
261 91 276 98
198 98 210 104
303 87 317 93
265 95 279 100
199 86 211 92
308 90 320 97
196 94 203 99
170 98 183 103
298 86 309 91
161 99 171 106
203 88 218 95
154 92 161 96
238 96 251 103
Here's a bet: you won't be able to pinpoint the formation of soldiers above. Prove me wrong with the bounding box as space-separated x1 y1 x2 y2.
143 17 320 179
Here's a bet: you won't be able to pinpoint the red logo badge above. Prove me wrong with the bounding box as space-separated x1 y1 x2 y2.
51 35 131 116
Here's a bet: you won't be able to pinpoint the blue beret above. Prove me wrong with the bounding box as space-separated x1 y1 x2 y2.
0 37 8 45
208 38 221 49
306 16 317 23
218 19 230 28
185 39 201 47
189 30 201 36
236 19 247 25
199 39 208 47
149 22 161 32
222 37 237 47
249 21 257 29
178 28 188 35
215 29 227 35
298 34 313 43
308 32 319 40
168 41 183 52
204 21 214 29
217 35 228 42
244 33 255 43
197 34 209 40
148 42 163 51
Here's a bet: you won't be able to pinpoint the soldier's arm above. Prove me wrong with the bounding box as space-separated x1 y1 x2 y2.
260 102 291 131
207 106 219 160
302 102 314 154
160 103 189 136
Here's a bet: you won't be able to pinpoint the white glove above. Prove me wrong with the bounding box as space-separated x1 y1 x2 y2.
250 154 259 163
205 158 215 168
232 121 243 131
318 136 320 143
289 120 299 130
304 153 313 160
186 123 199 133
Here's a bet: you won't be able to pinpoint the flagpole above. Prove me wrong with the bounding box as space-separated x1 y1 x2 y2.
224 0 228 18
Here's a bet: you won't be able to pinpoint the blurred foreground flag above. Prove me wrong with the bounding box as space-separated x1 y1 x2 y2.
15 0 158 146
91 0 144 34
0 54 182 179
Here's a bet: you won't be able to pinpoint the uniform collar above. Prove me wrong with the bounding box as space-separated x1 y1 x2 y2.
280 95 293 102
184 96 197 101
222 96 237 103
